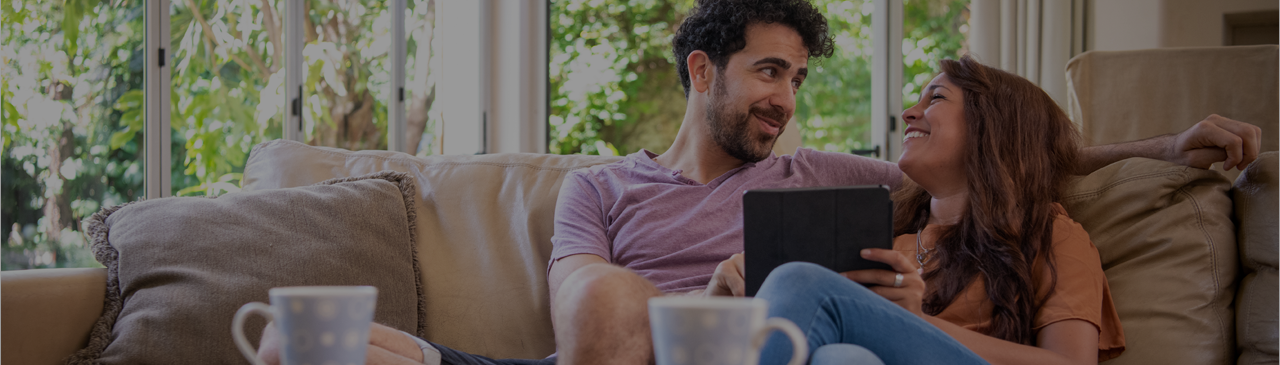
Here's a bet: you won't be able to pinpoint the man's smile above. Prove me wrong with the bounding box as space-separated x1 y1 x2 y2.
755 113 783 136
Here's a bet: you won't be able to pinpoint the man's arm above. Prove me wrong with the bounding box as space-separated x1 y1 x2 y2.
548 254 610 309
1077 114 1263 174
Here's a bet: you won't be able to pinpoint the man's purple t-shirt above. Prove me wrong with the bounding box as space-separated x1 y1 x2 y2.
549 148 903 293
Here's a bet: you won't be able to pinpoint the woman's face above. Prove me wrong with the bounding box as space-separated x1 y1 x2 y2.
898 74 968 196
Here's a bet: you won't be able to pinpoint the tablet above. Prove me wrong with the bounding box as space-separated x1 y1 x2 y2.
743 185 894 297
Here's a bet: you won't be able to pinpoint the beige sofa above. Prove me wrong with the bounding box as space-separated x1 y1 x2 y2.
4 46 1278 365
2 145 1277 365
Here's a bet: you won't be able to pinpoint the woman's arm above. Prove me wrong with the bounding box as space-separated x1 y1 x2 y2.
1076 114 1262 174
925 317 1099 365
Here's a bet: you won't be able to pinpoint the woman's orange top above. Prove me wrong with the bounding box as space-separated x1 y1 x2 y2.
892 204 1126 361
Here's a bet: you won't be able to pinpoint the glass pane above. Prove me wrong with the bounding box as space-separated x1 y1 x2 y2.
798 0 877 154
2 0 145 269
407 0 440 156
902 0 969 110
170 0 285 197
302 0 390 151
548 0 695 156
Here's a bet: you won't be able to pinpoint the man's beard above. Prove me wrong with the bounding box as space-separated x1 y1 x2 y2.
706 78 786 163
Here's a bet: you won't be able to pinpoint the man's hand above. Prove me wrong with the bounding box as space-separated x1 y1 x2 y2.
1169 114 1263 171
257 322 425 365
704 253 746 297
839 249 926 317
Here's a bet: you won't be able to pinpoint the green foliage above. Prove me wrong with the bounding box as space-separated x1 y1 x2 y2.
166 0 286 197
796 0 877 153
3 0 430 269
548 0 695 156
2 0 430 270
549 0 969 156
902 0 969 110
3 0 145 269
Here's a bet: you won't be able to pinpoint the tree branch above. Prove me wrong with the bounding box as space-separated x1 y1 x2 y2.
258 0 284 72
184 0 256 75
225 10 271 76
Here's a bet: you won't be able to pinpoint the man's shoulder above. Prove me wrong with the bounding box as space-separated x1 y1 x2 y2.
567 155 637 183
788 147 896 168
562 152 656 195
780 148 902 188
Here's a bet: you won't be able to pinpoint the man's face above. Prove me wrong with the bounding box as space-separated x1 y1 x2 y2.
705 23 809 163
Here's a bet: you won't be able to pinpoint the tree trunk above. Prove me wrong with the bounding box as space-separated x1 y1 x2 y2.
43 82 77 247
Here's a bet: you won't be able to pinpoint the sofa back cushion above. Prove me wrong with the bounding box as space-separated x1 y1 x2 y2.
1065 45 1278 182
1233 152 1279 365
1063 158 1237 365
242 140 622 359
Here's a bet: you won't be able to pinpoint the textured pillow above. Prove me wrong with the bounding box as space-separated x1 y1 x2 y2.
1232 152 1279 365
1062 158 1236 365
65 171 424 365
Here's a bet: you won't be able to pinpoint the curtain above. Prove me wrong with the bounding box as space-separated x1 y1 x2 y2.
967 0 1084 108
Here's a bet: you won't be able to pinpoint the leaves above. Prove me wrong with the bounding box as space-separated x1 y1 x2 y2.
60 0 84 58
548 0 969 156
548 0 693 155
3 0 145 269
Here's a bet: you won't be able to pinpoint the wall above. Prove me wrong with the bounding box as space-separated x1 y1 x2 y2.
1162 0 1277 47
1088 0 1277 51
1088 0 1162 51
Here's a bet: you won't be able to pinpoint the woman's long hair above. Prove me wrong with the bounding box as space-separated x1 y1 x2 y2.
893 55 1081 345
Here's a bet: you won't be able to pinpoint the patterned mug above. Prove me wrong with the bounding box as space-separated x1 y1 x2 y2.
649 297 808 365
232 286 378 365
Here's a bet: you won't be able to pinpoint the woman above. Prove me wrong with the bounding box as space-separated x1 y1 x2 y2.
755 56 1124 365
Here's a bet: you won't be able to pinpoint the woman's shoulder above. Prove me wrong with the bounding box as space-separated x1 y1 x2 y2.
1047 203 1100 256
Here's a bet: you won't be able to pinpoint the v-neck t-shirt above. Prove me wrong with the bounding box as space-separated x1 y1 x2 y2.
549 148 902 293
893 204 1126 361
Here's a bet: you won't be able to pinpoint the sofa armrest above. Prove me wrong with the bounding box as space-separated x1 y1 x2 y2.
2 268 107 365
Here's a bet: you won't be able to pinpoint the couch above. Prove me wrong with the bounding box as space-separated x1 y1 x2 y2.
3 142 1276 365
4 47 1278 364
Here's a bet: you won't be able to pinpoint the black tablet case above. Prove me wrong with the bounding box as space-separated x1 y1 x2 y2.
743 186 894 297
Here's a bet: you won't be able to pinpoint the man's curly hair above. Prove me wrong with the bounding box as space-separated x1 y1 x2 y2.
672 0 836 98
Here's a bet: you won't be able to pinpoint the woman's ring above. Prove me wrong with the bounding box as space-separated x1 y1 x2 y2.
892 273 904 288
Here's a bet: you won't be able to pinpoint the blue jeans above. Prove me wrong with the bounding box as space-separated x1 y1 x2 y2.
757 262 990 365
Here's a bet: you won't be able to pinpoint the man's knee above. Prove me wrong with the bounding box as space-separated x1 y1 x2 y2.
553 263 659 364
557 263 659 309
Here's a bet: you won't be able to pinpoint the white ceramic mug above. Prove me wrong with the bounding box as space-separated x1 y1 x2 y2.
232 286 378 365
649 297 808 365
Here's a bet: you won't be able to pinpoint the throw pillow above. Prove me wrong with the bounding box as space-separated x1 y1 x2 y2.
1063 158 1236 365
64 171 424 365
1232 152 1279 365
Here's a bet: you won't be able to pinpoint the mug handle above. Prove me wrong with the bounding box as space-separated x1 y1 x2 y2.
751 317 808 365
232 302 274 365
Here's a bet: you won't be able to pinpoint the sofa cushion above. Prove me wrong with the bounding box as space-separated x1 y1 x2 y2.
1065 45 1278 181
1063 158 1236 365
1232 151 1279 365
66 171 424 365
241 140 622 359
0 268 106 365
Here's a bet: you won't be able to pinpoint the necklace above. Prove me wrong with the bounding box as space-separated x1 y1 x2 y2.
915 228 932 266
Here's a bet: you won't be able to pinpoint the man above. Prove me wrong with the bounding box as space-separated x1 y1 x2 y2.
258 0 1262 364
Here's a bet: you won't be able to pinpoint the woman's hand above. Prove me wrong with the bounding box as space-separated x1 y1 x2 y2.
704 253 746 297
839 249 926 317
